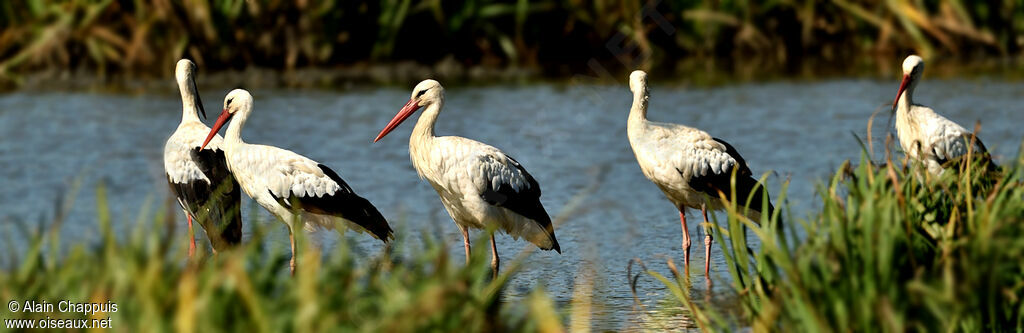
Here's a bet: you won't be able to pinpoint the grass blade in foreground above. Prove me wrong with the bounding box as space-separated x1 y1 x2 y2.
650 150 1024 331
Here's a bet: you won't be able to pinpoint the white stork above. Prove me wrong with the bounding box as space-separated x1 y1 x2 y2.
373 79 560 277
201 89 392 274
893 55 996 175
163 59 242 256
626 70 775 275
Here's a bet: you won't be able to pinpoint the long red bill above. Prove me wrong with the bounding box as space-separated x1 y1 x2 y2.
201 109 233 149
374 99 421 142
892 74 910 111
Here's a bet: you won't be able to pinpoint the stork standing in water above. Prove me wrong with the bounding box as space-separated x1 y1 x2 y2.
373 80 560 277
626 70 775 275
201 89 392 274
164 59 241 256
893 55 995 175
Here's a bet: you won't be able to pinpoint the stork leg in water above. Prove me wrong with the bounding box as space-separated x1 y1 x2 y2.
679 211 691 271
187 214 196 257
460 227 471 265
289 231 296 275
490 234 500 279
702 203 713 275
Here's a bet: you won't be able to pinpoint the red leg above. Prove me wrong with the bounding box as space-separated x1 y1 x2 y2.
679 211 691 271
489 234 500 279
704 274 713 302
460 227 471 265
702 204 713 276
187 214 196 258
289 231 297 276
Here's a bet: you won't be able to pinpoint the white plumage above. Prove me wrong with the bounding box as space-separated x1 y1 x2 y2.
202 89 392 274
893 55 994 175
627 70 774 275
163 59 241 256
415 137 547 241
374 79 560 276
630 124 739 209
165 124 220 184
224 144 344 228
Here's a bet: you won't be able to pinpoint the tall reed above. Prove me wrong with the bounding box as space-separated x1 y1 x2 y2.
1 0 1020 84
644 138 1024 331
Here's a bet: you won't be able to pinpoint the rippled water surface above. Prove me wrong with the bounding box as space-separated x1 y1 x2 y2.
2 78 1022 330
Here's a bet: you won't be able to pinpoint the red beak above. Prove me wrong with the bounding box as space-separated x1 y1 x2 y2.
201 109 233 149
374 99 421 142
892 74 910 110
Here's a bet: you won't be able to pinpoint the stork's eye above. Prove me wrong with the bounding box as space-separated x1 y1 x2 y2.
416 89 427 97
227 98 234 106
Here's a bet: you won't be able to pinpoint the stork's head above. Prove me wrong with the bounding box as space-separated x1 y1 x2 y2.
201 89 252 149
175 59 207 119
175 59 197 83
222 89 253 115
629 70 648 94
374 79 444 143
893 55 924 110
410 79 444 107
902 55 924 77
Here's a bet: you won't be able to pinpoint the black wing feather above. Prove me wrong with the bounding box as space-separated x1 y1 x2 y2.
688 138 775 219
168 147 242 251
271 164 393 242
479 155 560 253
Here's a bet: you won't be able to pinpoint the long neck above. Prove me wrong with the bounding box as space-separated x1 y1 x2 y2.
896 78 915 114
224 111 248 147
628 86 649 129
412 99 441 145
407 99 441 179
178 77 202 123
893 78 919 144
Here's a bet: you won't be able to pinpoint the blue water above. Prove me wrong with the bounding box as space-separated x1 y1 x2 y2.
1 78 1021 330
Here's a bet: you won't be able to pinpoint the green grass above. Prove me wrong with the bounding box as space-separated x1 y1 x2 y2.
0 185 567 332
645 139 1024 331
